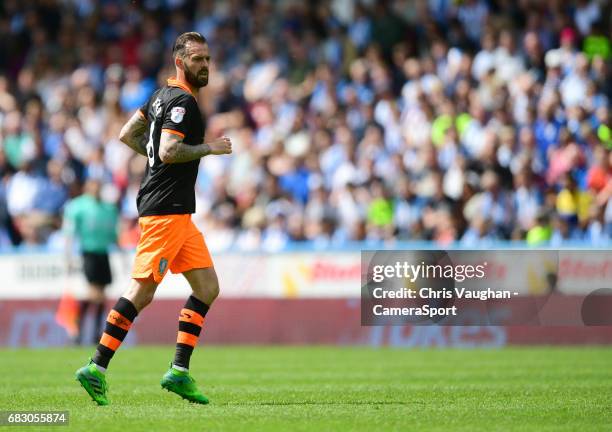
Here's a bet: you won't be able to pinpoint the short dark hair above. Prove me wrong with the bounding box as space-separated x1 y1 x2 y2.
172 32 207 59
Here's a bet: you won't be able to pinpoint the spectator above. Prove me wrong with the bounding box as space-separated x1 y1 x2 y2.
0 0 611 251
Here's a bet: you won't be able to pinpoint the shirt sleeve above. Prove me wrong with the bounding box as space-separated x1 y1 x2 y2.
138 98 150 119
161 94 197 140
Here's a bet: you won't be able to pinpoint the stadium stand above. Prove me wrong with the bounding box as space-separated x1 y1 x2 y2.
0 0 611 251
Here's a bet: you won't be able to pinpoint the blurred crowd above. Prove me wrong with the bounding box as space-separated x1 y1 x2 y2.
1 0 612 251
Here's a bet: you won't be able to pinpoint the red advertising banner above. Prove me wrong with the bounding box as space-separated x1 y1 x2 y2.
2 299 612 348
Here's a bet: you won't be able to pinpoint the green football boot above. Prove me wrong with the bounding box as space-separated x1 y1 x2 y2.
75 359 109 406
160 363 209 404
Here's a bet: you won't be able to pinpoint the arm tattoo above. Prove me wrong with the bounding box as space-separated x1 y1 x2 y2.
159 132 211 164
119 111 148 156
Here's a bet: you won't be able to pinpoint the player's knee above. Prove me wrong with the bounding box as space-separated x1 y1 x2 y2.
206 269 220 300
209 277 220 301
139 290 155 308
129 291 154 312
193 273 219 304
142 281 158 306
125 278 157 312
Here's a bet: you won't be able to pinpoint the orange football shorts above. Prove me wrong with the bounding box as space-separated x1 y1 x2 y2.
132 214 213 283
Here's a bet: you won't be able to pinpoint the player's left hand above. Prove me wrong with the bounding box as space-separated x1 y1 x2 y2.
207 136 232 155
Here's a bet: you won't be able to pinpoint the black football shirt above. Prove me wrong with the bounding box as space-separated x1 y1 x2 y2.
136 78 205 217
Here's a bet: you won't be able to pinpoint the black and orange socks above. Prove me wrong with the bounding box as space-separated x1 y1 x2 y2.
90 295 207 372
92 297 138 371
173 295 209 370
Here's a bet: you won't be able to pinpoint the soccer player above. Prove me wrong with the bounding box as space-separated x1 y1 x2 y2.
64 178 119 345
75 32 232 406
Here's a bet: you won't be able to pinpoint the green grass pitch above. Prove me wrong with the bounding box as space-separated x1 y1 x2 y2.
1 346 611 431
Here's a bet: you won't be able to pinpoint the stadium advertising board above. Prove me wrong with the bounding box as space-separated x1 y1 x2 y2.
1 251 611 347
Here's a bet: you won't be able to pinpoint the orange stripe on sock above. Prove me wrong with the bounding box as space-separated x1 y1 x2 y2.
100 332 121 351
177 331 199 347
178 308 204 327
107 310 132 331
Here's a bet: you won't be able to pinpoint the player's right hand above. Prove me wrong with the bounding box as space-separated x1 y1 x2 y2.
208 136 232 155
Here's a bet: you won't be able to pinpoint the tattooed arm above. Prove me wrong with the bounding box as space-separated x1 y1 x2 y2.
119 111 148 156
159 131 232 164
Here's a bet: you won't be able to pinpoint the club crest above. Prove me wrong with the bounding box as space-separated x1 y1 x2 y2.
159 258 168 275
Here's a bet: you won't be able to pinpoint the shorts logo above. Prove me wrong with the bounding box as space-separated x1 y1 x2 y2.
159 258 168 276
171 107 186 123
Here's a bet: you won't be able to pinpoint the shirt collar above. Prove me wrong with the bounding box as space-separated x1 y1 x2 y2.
167 77 197 97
